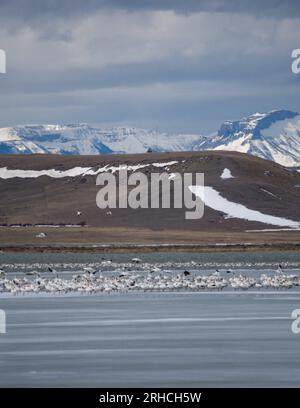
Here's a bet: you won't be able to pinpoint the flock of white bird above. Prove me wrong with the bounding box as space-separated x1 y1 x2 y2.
0 262 299 295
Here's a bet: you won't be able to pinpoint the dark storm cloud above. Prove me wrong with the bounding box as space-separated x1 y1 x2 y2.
0 0 300 21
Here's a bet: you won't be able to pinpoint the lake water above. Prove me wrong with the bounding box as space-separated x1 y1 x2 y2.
1 250 300 271
0 251 300 387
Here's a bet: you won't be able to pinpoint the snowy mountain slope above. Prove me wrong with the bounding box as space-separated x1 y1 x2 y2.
0 109 299 167
0 124 205 156
0 127 46 154
89 127 205 154
205 110 300 167
202 110 300 167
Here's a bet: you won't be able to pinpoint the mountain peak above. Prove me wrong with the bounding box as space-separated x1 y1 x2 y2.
218 109 299 139
0 109 299 167
211 109 300 167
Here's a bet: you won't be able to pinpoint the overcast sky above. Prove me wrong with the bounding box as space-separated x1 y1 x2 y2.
0 0 299 133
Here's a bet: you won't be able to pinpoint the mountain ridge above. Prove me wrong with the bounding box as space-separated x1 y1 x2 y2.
0 109 299 167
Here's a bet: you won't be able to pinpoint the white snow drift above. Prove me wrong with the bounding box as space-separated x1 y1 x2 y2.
189 185 299 228
220 168 234 179
0 161 179 179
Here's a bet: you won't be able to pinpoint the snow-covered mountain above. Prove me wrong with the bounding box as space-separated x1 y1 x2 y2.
0 109 299 167
0 124 205 156
206 110 300 167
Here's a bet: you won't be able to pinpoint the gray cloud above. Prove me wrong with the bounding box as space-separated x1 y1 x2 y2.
0 0 300 21
0 1 299 132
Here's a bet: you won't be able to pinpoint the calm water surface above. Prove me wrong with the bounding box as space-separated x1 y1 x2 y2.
0 251 300 387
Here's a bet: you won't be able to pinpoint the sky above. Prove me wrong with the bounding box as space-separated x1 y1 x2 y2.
0 0 299 134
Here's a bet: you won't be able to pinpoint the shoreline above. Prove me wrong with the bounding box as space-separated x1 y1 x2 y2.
1 242 300 253
1 226 300 253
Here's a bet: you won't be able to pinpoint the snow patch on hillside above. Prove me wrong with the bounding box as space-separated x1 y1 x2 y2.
189 185 299 228
0 161 179 179
220 168 234 179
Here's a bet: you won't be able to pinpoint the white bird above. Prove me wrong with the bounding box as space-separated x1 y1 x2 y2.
36 232 47 238
150 266 161 274
83 266 97 274
48 267 58 278
26 270 40 277
276 264 284 275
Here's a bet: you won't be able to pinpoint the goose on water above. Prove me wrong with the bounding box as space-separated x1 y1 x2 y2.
25 270 40 277
1 264 299 295
132 258 142 264
83 267 97 274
